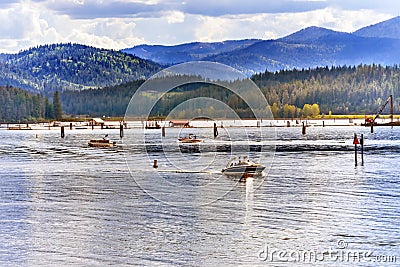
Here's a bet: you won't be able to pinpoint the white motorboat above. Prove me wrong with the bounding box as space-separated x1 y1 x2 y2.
222 156 265 177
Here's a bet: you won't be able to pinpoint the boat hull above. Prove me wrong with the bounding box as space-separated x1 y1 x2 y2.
178 138 202 143
88 140 116 147
222 165 265 176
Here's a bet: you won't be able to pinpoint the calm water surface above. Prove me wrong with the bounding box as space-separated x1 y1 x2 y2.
0 125 399 266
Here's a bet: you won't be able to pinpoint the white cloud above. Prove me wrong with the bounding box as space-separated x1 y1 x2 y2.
0 0 398 53
272 7 393 35
73 18 145 49
165 10 185 24
194 16 230 42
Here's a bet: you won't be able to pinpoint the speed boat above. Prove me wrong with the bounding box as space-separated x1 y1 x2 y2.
88 134 116 147
222 156 265 177
88 139 116 147
178 134 202 143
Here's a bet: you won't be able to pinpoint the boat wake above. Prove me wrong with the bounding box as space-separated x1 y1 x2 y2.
156 169 221 174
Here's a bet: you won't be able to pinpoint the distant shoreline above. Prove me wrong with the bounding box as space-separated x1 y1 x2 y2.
1 117 399 130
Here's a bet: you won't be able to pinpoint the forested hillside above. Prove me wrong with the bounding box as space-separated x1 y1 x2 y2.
59 64 400 118
61 80 144 117
0 43 162 92
254 64 400 117
3 64 399 121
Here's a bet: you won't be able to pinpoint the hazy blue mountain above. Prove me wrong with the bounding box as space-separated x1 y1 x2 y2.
121 39 261 64
354 16 400 39
0 43 163 92
278 26 346 43
200 28 400 75
122 17 400 75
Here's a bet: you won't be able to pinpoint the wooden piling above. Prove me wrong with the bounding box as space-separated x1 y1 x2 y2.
213 123 218 138
370 125 374 133
70 122 73 130
353 133 359 166
120 124 124 138
153 159 158 168
162 126 165 137
361 134 364 166
61 126 65 138
302 122 306 135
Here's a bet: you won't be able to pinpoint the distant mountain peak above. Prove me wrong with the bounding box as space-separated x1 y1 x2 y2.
0 43 162 92
121 39 261 65
278 26 345 43
354 16 400 39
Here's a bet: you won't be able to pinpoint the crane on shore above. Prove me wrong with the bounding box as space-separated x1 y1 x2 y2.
364 95 393 126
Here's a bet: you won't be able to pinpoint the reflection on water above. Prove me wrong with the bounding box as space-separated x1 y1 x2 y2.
0 126 399 266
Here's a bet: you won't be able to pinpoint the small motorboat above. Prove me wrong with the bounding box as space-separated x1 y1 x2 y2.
178 134 202 143
88 135 116 147
222 156 265 177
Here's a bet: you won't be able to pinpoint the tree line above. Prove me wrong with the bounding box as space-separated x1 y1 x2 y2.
2 63 400 121
61 64 399 119
253 64 400 117
0 86 62 122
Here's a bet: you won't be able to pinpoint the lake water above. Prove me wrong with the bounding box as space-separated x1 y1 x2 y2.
0 124 399 266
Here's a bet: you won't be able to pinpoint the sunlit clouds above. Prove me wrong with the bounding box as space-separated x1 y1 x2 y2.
0 0 397 53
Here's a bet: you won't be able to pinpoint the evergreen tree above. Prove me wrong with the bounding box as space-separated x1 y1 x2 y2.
53 91 63 120
45 96 54 119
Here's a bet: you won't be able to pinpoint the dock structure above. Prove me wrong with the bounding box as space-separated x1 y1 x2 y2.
169 120 191 128
145 120 161 129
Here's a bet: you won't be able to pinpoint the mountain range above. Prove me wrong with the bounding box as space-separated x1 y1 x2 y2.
123 16 400 75
1 16 400 92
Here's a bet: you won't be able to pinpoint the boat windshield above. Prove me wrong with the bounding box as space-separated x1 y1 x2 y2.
226 156 254 168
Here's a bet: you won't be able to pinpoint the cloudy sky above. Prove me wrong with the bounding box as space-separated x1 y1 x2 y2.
0 0 398 53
